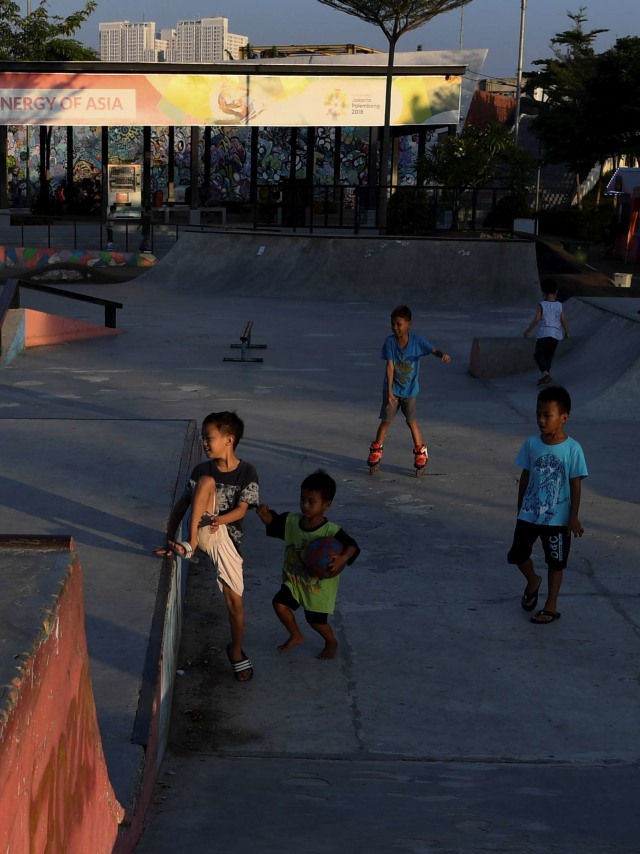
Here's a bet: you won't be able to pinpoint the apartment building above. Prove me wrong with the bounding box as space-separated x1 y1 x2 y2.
99 17 247 63
175 17 247 62
99 21 157 62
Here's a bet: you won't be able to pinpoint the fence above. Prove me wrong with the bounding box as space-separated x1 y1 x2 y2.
0 184 524 252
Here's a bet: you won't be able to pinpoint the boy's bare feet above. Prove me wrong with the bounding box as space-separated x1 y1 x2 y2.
277 634 304 652
317 639 338 660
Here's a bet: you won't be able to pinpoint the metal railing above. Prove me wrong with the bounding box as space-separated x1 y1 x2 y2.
252 183 524 235
0 277 123 331
0 184 526 253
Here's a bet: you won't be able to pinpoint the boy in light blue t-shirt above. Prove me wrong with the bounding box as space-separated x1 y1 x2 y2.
507 386 588 624
367 305 451 473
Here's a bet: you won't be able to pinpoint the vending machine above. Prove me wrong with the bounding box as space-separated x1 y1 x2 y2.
107 164 141 217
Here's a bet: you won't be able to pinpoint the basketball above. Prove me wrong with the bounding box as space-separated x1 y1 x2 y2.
302 536 344 578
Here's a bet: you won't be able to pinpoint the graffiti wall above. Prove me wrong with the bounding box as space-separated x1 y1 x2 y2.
3 123 431 204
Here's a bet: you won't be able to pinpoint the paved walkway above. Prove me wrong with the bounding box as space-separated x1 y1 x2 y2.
1 231 639 852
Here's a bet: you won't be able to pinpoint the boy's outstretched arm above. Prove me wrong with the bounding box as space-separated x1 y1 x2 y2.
431 348 451 364
256 503 274 526
561 309 570 339
568 476 584 537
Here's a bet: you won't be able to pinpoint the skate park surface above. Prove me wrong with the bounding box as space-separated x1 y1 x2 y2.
1 230 639 852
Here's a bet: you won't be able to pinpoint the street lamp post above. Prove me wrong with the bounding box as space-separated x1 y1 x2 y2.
514 0 527 143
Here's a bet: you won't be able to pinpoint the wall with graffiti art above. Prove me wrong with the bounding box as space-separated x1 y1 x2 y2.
0 245 156 269
3 122 435 207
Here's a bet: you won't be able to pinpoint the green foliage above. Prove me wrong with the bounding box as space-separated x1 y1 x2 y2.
386 187 436 235
0 0 97 61
588 36 640 163
527 10 640 176
42 37 98 61
420 122 535 194
526 10 602 179
537 196 617 242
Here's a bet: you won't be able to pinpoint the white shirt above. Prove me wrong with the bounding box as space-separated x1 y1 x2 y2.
536 300 564 340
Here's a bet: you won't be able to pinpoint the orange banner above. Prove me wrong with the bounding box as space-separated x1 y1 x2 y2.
0 71 461 127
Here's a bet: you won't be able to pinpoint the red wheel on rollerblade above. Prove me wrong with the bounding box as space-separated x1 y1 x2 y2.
367 441 383 474
413 444 428 476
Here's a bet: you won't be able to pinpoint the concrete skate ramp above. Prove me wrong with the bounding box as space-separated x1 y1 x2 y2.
141 231 541 305
495 296 640 419
560 297 640 418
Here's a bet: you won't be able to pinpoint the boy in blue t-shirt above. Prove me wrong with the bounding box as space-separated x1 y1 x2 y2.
507 386 588 624
367 304 451 472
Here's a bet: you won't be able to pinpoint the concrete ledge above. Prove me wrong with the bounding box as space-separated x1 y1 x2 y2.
469 336 581 378
113 422 201 853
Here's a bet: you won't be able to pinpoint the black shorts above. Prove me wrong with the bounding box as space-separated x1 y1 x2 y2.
272 584 328 625
507 519 571 571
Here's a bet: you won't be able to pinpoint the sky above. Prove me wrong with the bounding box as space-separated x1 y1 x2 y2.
45 0 639 78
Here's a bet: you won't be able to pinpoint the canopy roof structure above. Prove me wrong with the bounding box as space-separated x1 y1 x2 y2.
0 50 487 129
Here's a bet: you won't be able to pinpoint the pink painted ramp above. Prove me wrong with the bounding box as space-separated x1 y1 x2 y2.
24 308 122 347
0 537 124 852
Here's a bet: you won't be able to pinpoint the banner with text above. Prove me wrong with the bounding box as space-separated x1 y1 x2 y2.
0 72 461 127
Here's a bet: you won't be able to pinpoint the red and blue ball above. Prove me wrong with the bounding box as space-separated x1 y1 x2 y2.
302 536 344 578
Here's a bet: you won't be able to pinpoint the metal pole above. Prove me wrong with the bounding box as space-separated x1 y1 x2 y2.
514 0 527 143
459 7 464 50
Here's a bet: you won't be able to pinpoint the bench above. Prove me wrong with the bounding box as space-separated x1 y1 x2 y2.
153 204 189 224
188 207 227 226
223 321 267 363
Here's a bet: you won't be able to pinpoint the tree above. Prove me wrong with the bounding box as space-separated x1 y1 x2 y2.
524 9 606 203
0 1 97 60
0 1 98 210
588 37 640 166
420 121 535 228
317 0 473 226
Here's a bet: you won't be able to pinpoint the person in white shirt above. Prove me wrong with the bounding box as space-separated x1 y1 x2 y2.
523 279 570 385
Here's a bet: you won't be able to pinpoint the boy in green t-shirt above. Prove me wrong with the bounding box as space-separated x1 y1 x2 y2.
256 469 360 660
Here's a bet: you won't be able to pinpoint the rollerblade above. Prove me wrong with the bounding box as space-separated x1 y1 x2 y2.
367 441 383 474
413 443 428 477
